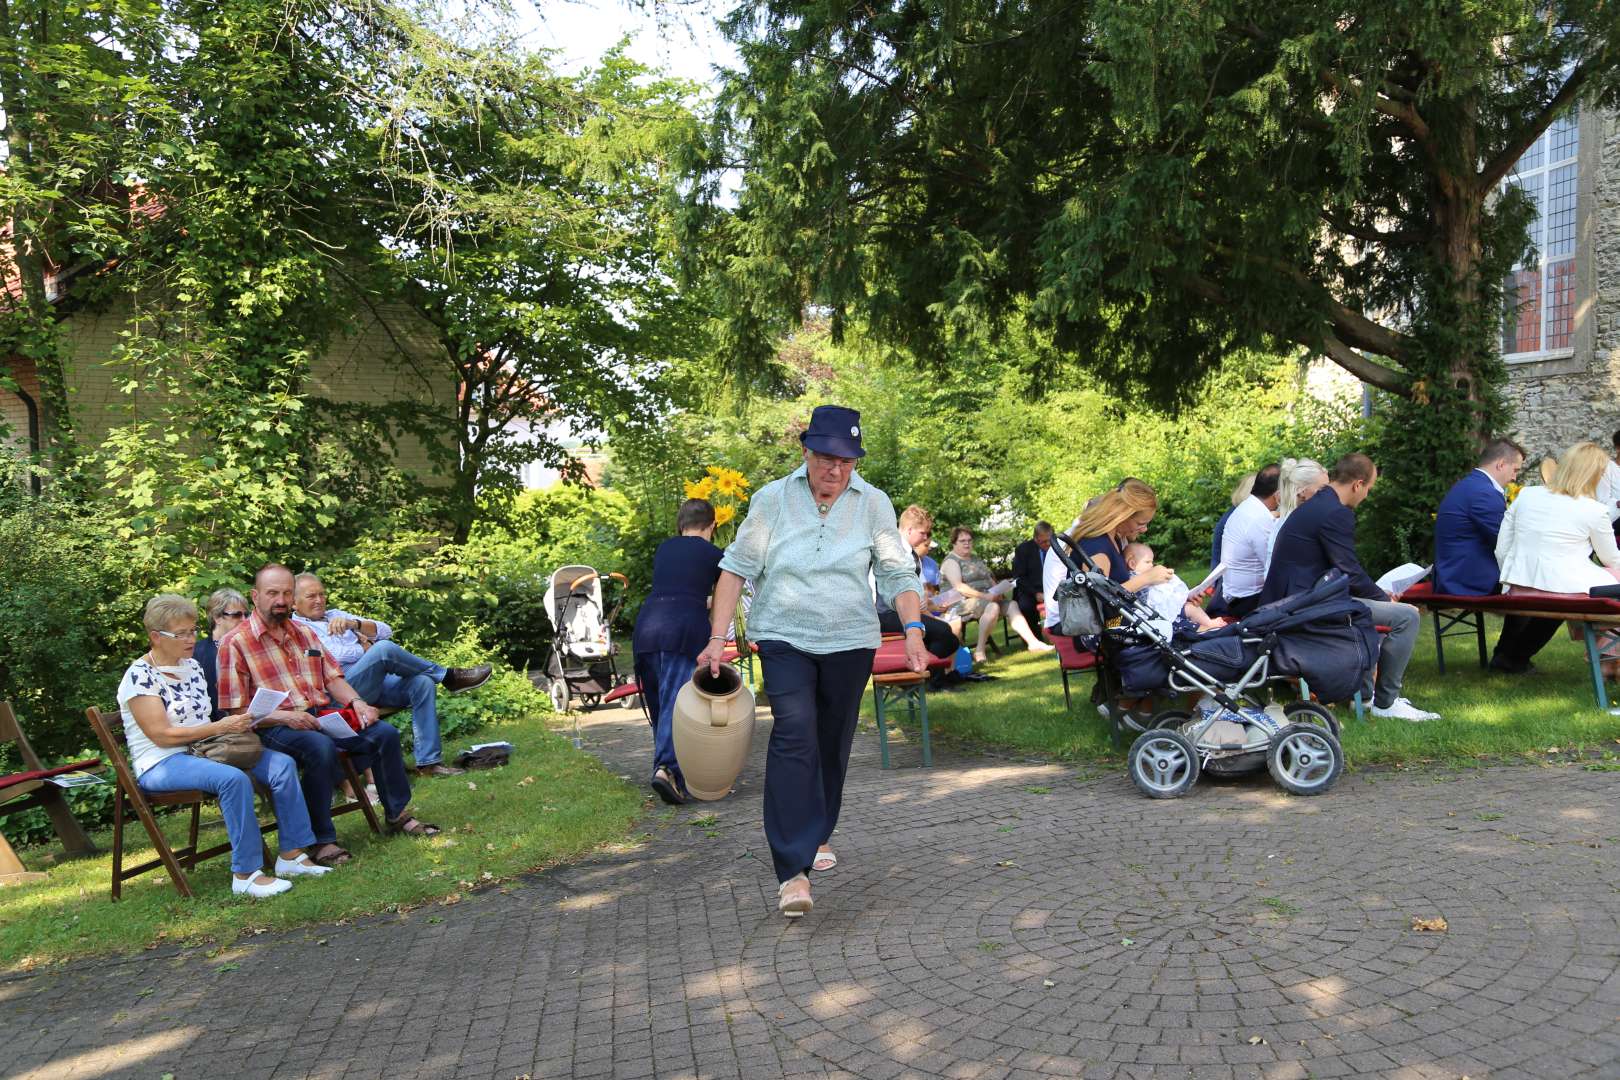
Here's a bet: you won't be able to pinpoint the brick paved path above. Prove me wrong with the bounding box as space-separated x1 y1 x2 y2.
5 707 1620 1080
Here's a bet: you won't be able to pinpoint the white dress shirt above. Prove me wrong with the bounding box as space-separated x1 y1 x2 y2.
1220 495 1277 601
1595 460 1620 523
293 608 392 671
1042 547 1066 629
1496 486 1620 593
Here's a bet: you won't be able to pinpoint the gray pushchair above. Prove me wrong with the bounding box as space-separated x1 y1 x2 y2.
1048 536 1377 798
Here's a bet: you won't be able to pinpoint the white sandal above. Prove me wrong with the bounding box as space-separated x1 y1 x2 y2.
777 874 813 918
812 849 837 872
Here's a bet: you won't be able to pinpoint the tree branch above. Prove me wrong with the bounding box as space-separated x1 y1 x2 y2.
1478 63 1589 192
1318 333 1408 396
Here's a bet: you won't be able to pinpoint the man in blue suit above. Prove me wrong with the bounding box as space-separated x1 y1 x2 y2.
1433 438 1554 674
1261 452 1439 721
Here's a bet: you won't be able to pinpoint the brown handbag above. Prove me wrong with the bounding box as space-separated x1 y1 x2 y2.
189 731 263 770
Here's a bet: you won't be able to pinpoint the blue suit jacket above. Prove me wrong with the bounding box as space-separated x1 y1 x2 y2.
1432 470 1505 596
1260 487 1383 604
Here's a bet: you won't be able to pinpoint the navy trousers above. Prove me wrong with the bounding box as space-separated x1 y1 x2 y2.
756 640 876 884
260 719 412 841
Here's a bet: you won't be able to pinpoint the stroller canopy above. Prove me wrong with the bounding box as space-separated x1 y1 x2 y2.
544 565 611 660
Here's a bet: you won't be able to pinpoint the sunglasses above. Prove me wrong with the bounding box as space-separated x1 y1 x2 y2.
218 610 248 619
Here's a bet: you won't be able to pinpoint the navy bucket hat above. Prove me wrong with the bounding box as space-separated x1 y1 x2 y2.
799 405 866 459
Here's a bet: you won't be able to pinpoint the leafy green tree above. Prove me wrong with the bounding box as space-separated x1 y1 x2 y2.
708 0 1620 559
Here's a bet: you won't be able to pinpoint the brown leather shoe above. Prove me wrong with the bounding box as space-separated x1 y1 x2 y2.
414 762 465 778
442 664 492 693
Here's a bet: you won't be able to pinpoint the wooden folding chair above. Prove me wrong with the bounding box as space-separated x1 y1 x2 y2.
0 701 99 886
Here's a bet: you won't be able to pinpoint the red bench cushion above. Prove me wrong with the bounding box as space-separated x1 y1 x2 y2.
872 637 953 675
1051 635 1098 672
1405 582 1620 616
602 683 641 704
0 758 102 793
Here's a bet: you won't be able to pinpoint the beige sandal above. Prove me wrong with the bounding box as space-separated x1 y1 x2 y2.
777 874 813 918
812 848 837 872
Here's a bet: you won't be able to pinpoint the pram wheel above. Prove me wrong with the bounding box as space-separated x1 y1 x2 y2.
547 677 571 714
1127 728 1200 799
1282 701 1342 739
1266 724 1344 796
1150 709 1192 730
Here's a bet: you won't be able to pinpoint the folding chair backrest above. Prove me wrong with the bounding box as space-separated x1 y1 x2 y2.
85 706 143 803
0 701 48 772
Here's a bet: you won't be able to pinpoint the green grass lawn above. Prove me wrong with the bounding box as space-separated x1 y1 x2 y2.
863 580 1620 768
0 713 642 970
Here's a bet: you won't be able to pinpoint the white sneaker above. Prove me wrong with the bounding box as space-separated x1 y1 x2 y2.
275 854 333 877
1370 697 1440 722
231 872 293 898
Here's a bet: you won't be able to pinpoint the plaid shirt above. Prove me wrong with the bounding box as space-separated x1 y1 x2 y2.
217 611 345 712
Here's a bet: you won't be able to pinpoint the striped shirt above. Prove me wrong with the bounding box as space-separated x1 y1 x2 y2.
217 611 344 712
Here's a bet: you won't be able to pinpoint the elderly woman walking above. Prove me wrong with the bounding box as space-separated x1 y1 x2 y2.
698 406 927 918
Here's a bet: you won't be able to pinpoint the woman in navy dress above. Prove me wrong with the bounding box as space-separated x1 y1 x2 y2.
633 499 724 804
1071 479 1173 597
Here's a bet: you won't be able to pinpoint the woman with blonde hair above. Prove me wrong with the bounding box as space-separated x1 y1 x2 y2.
1496 441 1620 596
1263 458 1328 574
1070 481 1173 592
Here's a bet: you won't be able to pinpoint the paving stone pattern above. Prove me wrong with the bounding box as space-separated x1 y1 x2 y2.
5 708 1620 1080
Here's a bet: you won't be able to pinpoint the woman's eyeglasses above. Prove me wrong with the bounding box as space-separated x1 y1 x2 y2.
218 610 247 619
154 628 198 640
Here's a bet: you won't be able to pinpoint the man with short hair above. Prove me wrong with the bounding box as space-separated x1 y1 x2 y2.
1261 453 1439 722
1011 522 1053 642
219 564 438 866
1434 438 1554 674
1218 462 1282 619
292 573 490 777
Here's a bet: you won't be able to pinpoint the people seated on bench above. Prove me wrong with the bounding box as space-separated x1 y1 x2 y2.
1264 458 1327 575
878 507 961 683
940 526 1052 662
220 563 439 867
1010 522 1053 642
120 593 332 897
191 587 249 717
1123 543 1220 635
1072 481 1171 596
1498 442 1620 677
1261 452 1439 722
1434 438 1556 675
292 572 490 778
1218 462 1281 620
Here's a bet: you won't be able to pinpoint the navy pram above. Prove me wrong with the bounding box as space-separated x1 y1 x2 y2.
1049 536 1371 799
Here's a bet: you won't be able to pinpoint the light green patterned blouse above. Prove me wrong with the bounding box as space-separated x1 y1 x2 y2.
719 462 923 654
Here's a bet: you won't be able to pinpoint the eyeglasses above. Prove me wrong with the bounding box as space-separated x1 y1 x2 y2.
218 610 247 619
810 454 855 471
154 628 198 640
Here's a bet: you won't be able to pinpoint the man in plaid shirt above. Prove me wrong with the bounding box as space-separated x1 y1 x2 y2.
219 564 439 865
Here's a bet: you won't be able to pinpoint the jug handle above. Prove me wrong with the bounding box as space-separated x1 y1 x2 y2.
709 692 727 728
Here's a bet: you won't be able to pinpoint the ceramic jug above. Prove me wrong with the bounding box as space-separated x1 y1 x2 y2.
672 663 756 801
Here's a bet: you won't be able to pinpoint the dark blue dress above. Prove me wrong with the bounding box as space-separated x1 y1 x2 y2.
632 537 724 659
632 536 723 782
1078 534 1130 585
192 637 222 719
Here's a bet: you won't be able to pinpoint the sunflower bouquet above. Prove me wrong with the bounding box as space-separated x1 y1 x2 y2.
684 465 751 544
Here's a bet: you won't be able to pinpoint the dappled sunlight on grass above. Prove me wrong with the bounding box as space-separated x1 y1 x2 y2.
0 713 641 969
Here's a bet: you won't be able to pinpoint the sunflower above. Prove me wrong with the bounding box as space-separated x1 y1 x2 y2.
714 504 736 526
684 477 716 500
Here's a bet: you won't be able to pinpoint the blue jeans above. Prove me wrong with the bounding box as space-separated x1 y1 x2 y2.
633 650 695 782
755 641 876 883
260 720 413 841
138 749 317 874
344 642 447 766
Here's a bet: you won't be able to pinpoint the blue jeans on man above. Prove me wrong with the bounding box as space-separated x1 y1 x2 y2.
342 641 449 767
138 749 317 874
259 720 412 841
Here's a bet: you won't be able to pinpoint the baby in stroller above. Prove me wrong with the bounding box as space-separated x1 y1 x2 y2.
1122 543 1221 638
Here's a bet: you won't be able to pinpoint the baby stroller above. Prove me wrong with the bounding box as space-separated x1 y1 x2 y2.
542 566 632 714
1048 536 1377 798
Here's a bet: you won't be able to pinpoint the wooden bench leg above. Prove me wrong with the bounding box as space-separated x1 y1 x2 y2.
1473 611 1487 669
111 790 126 901
0 830 46 886
1582 622 1610 711
918 685 931 768
872 684 891 770
1060 667 1072 711
39 788 96 857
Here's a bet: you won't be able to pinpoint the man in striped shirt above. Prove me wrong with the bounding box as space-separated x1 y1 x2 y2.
219 564 438 866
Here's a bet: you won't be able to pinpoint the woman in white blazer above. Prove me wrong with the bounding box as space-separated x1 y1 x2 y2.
1496 442 1620 594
